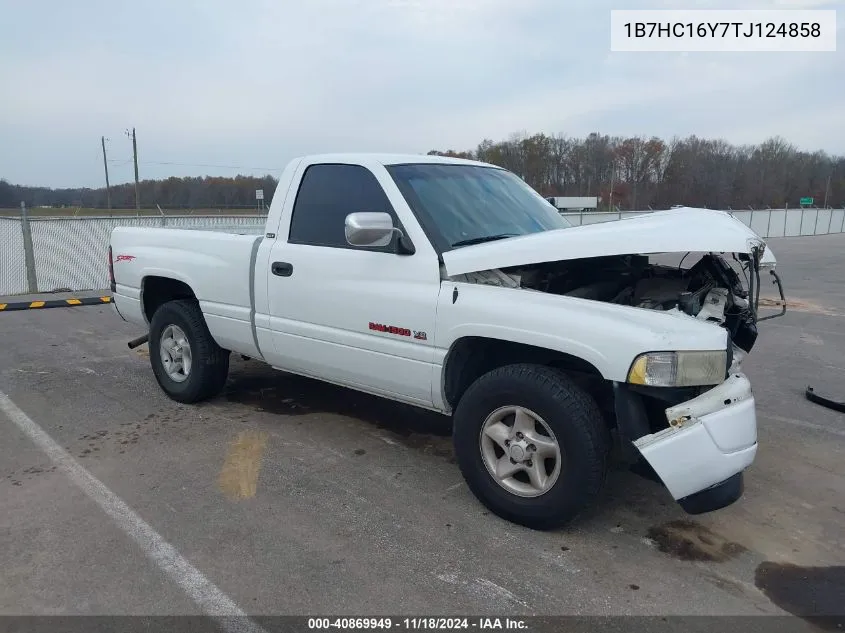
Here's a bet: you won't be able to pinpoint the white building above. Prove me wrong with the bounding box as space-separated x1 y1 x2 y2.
546 196 599 211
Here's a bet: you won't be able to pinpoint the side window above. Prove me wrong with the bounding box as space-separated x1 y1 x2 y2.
288 164 397 249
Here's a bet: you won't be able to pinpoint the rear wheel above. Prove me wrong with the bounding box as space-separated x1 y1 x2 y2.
452 363 608 529
149 299 229 403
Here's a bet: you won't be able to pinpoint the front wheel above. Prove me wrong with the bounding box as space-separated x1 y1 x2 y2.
149 299 230 404
452 364 608 530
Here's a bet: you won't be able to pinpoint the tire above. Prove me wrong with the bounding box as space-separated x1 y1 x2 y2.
149 299 230 404
452 363 608 530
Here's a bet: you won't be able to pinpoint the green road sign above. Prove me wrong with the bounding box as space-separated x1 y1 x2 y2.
800 197 814 206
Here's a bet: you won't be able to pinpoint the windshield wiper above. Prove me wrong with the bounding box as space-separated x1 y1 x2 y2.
451 234 518 248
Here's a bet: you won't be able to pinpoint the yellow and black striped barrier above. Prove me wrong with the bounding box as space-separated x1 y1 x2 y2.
0 296 112 312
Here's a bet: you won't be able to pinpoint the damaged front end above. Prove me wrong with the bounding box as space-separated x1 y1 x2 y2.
451 245 784 354
614 373 756 514
451 243 785 514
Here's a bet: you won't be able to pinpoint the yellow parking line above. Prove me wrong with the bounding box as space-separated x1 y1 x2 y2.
66 299 82 305
30 301 45 308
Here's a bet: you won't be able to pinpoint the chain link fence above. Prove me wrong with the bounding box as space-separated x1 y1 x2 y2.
2 207 844 296
559 208 845 236
1 214 265 295
0 218 29 295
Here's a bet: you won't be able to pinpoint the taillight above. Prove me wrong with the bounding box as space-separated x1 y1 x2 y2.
107 245 116 292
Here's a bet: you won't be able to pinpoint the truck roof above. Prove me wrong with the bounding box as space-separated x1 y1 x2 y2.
296 153 498 168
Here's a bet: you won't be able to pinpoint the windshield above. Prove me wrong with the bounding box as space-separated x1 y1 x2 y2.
385 163 572 252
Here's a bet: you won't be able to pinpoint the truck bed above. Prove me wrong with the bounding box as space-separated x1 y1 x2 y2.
110 226 264 358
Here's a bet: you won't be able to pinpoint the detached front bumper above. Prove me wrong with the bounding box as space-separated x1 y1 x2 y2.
623 373 757 513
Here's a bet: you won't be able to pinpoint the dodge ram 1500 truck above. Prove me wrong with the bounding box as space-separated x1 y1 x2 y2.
109 153 785 529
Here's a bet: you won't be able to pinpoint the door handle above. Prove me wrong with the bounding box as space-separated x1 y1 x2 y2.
271 261 293 277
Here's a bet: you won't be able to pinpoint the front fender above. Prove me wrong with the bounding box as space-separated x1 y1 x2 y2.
434 282 730 383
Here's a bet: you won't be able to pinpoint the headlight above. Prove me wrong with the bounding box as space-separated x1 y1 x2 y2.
627 350 727 387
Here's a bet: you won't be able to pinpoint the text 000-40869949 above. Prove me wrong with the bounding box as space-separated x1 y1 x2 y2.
610 9 837 52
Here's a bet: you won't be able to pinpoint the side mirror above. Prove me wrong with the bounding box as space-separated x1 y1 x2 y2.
345 212 399 248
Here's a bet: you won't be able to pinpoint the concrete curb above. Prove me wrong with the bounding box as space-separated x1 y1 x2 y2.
0 296 112 312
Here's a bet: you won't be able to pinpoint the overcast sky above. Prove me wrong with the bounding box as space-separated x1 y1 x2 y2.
1 0 842 188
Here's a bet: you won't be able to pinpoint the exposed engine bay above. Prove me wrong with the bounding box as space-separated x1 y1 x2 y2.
452 252 767 353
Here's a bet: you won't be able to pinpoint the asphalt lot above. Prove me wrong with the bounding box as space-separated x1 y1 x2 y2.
1 235 843 628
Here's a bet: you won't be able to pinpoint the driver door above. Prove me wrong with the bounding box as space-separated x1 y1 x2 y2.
265 162 441 407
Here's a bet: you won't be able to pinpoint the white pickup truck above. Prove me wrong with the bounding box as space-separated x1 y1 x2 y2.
109 153 785 529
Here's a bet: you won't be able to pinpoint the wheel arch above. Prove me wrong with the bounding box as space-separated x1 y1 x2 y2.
141 275 198 324
440 335 609 412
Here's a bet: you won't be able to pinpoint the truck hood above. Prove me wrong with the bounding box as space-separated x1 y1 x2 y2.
442 207 775 277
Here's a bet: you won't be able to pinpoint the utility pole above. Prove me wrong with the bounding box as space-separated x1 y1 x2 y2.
608 161 615 213
126 127 140 213
101 136 112 211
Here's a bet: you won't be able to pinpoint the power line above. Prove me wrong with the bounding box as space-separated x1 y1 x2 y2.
134 160 282 171
106 158 282 171
146 161 284 171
